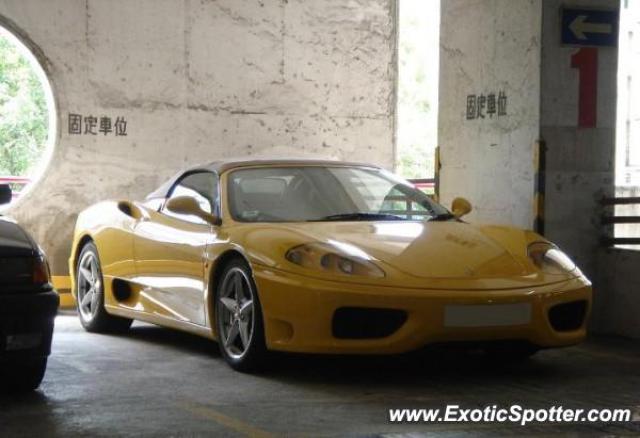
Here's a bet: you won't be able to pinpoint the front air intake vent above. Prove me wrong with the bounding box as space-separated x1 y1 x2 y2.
332 307 407 339
111 278 133 302
548 300 587 332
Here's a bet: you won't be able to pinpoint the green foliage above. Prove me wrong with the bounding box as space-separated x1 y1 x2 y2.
0 35 48 177
396 0 439 179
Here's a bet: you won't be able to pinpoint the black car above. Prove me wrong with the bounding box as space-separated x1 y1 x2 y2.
0 184 58 391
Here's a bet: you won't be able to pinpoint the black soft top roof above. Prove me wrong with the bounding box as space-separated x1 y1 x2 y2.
145 158 377 200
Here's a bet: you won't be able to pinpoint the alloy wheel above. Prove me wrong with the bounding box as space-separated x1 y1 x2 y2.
218 267 255 359
77 251 101 322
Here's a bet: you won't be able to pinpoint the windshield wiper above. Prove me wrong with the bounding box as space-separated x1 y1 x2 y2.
312 213 406 222
428 212 456 221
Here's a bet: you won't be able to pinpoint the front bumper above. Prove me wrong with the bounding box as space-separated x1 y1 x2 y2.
0 289 59 362
254 266 592 354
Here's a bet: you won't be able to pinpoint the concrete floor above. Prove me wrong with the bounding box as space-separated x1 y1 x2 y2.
1 314 639 437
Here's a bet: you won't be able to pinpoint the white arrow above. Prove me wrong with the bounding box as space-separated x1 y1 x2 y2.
570 15 613 40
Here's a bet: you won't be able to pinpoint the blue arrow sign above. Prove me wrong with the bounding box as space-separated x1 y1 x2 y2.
561 8 619 47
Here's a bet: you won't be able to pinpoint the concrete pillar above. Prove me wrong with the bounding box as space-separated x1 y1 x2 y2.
438 0 542 228
541 0 619 281
439 0 622 334
540 0 625 336
539 0 619 338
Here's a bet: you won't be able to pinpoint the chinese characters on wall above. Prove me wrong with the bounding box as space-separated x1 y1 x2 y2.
68 113 128 136
465 91 507 120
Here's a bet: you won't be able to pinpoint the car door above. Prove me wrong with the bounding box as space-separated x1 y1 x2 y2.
133 171 219 326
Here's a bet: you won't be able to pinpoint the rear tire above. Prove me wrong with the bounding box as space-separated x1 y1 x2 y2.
76 242 132 333
215 258 268 372
0 358 47 392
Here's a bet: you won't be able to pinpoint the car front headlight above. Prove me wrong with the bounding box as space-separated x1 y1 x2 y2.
527 242 576 274
285 242 385 278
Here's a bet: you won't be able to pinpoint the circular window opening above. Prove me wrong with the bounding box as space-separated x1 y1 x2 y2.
0 25 56 209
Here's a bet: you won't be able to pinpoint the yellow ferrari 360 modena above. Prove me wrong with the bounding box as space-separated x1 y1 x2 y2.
69 159 592 371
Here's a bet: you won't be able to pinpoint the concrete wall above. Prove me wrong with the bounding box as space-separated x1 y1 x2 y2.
596 249 640 338
438 0 542 228
0 0 397 274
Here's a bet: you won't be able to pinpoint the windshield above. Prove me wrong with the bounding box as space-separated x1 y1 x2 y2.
227 166 451 222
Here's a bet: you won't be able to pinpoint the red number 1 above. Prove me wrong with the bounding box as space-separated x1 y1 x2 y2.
571 47 598 128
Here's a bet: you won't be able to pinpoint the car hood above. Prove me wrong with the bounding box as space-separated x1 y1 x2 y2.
235 220 577 289
0 217 36 257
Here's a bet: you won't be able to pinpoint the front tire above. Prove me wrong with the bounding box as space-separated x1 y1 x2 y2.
76 242 132 333
0 358 47 392
215 258 268 372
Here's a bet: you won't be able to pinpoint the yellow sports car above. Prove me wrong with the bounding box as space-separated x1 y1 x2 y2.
69 159 592 371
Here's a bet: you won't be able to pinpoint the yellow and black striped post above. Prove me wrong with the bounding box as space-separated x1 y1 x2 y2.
434 146 441 203
533 140 546 234
53 276 76 309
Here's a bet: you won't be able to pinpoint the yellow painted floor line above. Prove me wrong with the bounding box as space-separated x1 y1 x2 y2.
179 401 275 438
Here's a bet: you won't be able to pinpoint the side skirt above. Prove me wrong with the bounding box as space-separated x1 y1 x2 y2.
105 305 217 341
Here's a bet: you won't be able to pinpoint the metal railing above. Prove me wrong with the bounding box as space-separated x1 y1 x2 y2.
601 195 640 246
408 178 435 194
0 176 30 199
375 178 437 220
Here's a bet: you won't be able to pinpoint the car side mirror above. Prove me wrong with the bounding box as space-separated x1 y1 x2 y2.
165 196 221 226
451 197 472 218
0 184 12 205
